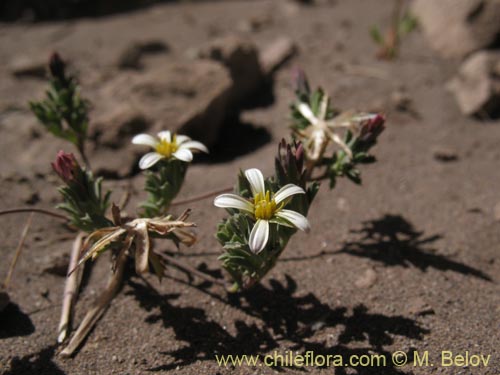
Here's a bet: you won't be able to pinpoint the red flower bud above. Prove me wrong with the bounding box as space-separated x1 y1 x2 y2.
49 52 66 83
291 67 310 97
51 150 79 184
359 114 386 143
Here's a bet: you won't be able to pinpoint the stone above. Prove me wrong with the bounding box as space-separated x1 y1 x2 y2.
407 297 435 316
412 0 500 59
92 105 150 149
237 14 273 33
493 202 500 221
195 35 265 105
447 51 500 117
433 147 458 162
354 267 377 288
9 56 47 79
260 37 297 75
98 60 232 148
43 254 70 277
116 40 169 70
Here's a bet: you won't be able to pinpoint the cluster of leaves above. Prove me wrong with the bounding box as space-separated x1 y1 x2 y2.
29 53 89 158
370 2 418 59
141 159 187 218
217 141 319 291
57 167 112 232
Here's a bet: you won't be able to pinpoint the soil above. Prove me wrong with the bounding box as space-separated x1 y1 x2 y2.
0 0 499 374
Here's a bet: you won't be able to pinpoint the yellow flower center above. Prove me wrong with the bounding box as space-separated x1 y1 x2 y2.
155 136 178 158
254 191 278 220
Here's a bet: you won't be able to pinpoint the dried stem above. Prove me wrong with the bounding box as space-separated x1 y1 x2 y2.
60 248 127 357
58 232 85 344
3 213 34 289
156 252 227 288
0 208 67 221
171 186 233 207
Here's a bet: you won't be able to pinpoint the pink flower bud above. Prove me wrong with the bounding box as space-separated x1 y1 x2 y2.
291 67 310 96
49 52 66 82
359 114 386 143
51 150 79 184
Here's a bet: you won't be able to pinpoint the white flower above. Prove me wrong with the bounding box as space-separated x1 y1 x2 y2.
214 168 310 254
294 93 381 162
132 130 208 169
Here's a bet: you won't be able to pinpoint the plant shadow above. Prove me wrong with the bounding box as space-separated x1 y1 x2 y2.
0 302 35 339
339 214 491 281
3 345 65 375
127 275 429 374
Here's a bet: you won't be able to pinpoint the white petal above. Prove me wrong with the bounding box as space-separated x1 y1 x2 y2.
249 219 269 254
175 135 191 144
319 94 329 120
275 209 310 233
139 152 163 169
157 130 172 143
330 133 353 159
245 168 266 197
179 140 209 153
273 184 305 204
296 102 318 126
132 134 158 148
214 194 254 214
172 148 193 162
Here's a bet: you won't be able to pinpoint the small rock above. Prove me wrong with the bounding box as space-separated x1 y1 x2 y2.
92 105 150 149
407 297 435 316
237 14 273 33
412 0 500 59
447 51 500 118
391 90 412 112
433 147 458 162
354 268 377 288
196 35 265 105
336 197 349 212
493 202 500 221
117 40 169 70
43 254 70 277
260 37 297 75
99 60 232 148
9 56 47 79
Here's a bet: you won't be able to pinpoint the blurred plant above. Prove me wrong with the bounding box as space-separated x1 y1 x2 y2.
290 69 385 188
370 0 418 59
214 142 319 291
30 53 91 166
132 130 208 217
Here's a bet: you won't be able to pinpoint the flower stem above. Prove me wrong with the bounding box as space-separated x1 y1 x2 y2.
3 213 34 289
58 232 85 344
60 247 127 357
0 208 68 221
170 186 233 207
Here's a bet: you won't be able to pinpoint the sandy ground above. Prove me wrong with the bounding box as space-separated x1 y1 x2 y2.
0 0 499 374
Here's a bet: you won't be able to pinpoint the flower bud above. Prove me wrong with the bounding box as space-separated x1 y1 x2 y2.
276 139 306 186
359 114 386 143
51 150 79 184
291 67 310 97
49 52 66 83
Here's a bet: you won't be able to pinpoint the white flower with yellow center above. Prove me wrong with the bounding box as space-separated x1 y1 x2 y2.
214 168 310 254
295 94 380 163
132 130 208 169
